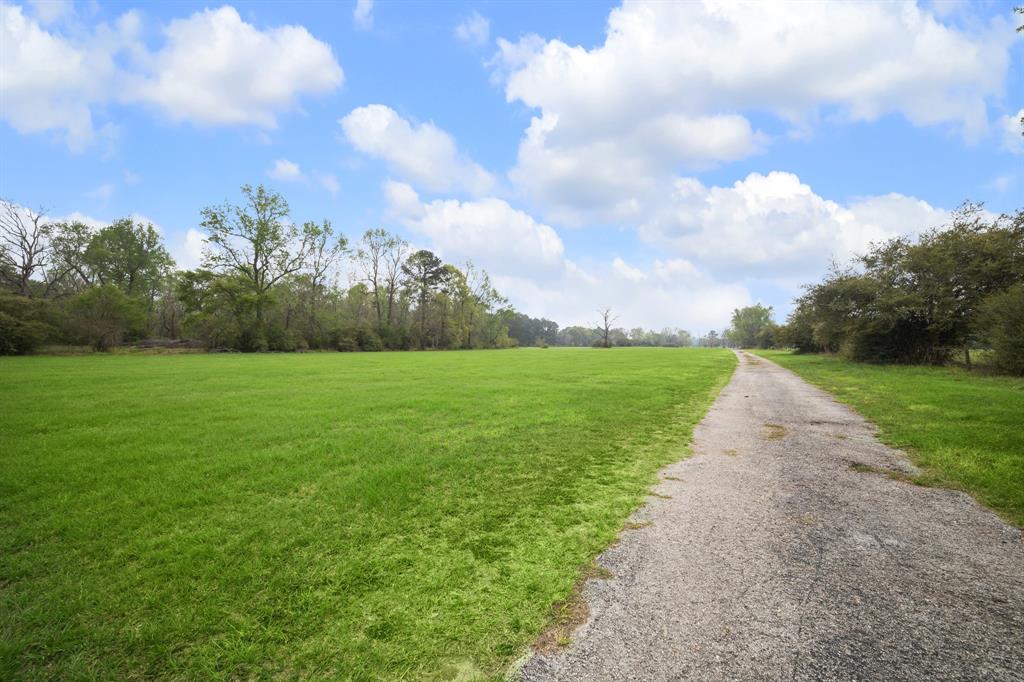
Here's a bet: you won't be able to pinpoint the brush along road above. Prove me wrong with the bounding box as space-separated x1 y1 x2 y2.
520 351 1023 681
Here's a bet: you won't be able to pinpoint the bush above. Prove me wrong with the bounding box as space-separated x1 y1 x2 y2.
68 286 146 351
0 293 60 354
980 285 1024 375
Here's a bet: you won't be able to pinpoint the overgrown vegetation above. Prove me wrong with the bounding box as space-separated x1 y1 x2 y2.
0 348 735 679
780 204 1024 372
756 351 1024 526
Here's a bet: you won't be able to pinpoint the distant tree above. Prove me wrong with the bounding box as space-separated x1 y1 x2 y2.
0 200 50 296
596 307 617 348
728 304 776 348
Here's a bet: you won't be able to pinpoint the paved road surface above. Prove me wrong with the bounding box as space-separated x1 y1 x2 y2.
520 351 1023 681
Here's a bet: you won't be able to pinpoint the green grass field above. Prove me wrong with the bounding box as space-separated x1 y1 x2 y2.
756 351 1024 527
0 348 734 680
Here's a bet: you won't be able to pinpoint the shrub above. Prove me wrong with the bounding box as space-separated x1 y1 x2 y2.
68 286 146 351
0 293 60 355
980 285 1024 375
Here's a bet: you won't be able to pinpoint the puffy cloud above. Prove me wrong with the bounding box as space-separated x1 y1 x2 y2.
999 109 1023 154
495 0 1014 224
0 3 134 150
0 4 342 149
267 158 303 181
639 171 949 281
172 228 205 270
342 105 495 195
134 6 342 128
611 257 645 282
385 180 563 277
353 0 373 30
455 11 489 47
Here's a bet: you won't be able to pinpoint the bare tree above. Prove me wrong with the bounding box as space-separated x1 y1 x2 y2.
355 229 386 328
382 234 410 327
0 199 50 296
596 307 618 348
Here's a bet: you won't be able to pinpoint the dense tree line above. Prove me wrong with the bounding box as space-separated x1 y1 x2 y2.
779 204 1024 374
0 186 516 354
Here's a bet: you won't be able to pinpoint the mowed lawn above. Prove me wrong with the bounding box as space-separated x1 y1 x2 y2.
0 348 734 680
756 351 1024 526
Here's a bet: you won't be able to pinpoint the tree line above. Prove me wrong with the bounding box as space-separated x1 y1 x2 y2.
1 185 713 355
719 204 1024 376
0 186 517 354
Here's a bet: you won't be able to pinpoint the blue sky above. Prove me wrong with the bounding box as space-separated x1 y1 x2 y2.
1 0 1021 332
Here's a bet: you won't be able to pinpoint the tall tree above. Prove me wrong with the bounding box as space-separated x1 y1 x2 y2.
402 249 448 348
199 185 317 330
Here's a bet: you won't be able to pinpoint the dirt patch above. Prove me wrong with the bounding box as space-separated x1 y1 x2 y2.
623 520 654 530
723 448 739 457
762 423 788 440
848 461 919 485
533 564 614 654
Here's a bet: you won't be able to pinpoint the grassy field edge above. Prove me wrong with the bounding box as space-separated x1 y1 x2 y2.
752 350 1024 527
505 352 738 677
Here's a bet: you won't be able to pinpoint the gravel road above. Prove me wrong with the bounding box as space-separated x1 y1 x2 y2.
519 351 1023 681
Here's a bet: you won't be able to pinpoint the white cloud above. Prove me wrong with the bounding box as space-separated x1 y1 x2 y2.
999 109 1023 154
611 257 645 282
455 11 489 47
353 0 373 30
0 4 343 149
494 0 1014 224
385 180 563 277
639 171 950 281
0 3 134 150
267 158 303 181
341 105 495 195
134 7 343 128
122 169 141 185
172 228 205 270
28 0 74 24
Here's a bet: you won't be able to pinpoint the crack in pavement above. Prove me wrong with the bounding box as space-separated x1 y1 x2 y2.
519 351 1024 681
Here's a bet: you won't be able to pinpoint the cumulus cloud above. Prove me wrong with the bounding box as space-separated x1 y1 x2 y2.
0 3 134 150
353 0 373 30
494 0 1014 224
342 105 495 195
639 171 949 281
267 158 303 181
133 6 342 128
172 228 205 270
385 180 563 277
455 11 489 46
0 4 343 149
999 109 1023 154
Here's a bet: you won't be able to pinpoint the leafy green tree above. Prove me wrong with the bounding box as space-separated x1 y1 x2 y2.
200 185 328 337
727 304 776 348
402 249 449 348
0 292 59 354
